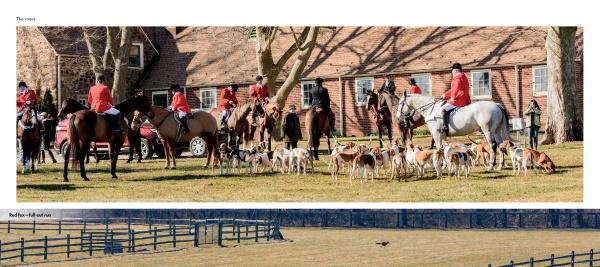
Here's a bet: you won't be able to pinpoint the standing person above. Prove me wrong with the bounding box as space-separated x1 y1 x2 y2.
39 112 57 164
378 74 396 107
168 83 192 136
310 77 335 160
408 78 422 94
281 104 302 149
127 111 143 163
88 75 122 132
525 99 542 150
439 63 471 133
218 84 239 130
249 75 269 126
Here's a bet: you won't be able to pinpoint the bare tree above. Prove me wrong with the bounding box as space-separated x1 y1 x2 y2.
82 26 134 103
254 27 320 107
541 27 583 144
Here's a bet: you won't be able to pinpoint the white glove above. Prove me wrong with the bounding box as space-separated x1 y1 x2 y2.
26 100 31 105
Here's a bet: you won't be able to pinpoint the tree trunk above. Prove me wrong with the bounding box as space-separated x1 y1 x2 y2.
541 27 583 144
82 27 105 80
111 27 133 103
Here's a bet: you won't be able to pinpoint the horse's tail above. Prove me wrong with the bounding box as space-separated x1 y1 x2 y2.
68 115 79 170
497 104 516 143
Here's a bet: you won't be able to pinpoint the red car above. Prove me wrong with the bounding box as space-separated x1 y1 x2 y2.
54 119 205 159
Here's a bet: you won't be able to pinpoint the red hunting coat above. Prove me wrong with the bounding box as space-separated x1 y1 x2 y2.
88 84 114 113
170 92 191 113
443 72 471 107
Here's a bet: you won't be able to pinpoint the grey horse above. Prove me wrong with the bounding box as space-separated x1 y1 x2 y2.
397 91 512 171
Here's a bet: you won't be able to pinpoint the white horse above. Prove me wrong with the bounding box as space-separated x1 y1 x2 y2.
397 92 512 171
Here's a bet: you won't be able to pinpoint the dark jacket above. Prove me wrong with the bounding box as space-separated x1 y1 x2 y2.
281 112 302 142
310 86 331 110
379 81 396 95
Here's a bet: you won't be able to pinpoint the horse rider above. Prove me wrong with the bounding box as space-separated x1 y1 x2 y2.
378 74 396 108
88 75 122 132
439 63 471 133
408 78 422 94
249 75 269 126
218 84 239 130
310 77 335 160
16 81 38 123
168 83 192 135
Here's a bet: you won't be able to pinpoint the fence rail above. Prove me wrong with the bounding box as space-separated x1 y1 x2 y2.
490 249 600 267
0 218 280 264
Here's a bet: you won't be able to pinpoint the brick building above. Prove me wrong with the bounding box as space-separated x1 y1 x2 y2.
17 27 584 137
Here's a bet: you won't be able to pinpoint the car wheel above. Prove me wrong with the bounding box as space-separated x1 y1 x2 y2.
140 138 153 159
189 137 207 157
60 141 69 156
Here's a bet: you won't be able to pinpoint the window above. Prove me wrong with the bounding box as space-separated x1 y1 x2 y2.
470 70 492 98
76 94 88 107
355 77 374 106
129 42 144 68
301 81 316 109
152 90 170 107
199 87 217 110
533 65 548 95
411 73 431 96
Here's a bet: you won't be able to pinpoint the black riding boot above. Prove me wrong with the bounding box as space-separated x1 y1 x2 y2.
441 110 450 133
113 114 122 132
313 148 319 161
180 116 190 133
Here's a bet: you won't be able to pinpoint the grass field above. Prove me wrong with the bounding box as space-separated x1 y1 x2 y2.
16 136 583 202
24 227 600 267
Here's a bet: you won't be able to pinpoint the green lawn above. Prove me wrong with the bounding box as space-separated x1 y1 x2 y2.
16 136 583 202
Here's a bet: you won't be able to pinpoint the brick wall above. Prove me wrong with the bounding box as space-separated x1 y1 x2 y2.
16 27 57 98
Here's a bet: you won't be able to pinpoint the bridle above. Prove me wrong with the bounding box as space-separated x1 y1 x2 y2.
397 95 439 120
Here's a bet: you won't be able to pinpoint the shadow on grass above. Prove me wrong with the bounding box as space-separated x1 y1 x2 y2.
17 184 78 191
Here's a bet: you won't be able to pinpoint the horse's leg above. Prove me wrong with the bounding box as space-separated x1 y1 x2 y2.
163 140 170 169
48 148 57 163
110 142 121 179
378 126 384 148
63 143 70 182
79 142 90 181
170 140 177 169
482 130 496 171
387 123 393 145
326 133 332 155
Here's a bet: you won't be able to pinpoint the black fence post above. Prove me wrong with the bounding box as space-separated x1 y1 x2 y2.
67 234 71 258
131 230 136 253
59 220 62 235
550 254 555 266
0 240 2 264
153 227 158 250
88 232 92 256
267 222 271 241
7 221 10 233
44 236 48 260
509 260 514 267
110 230 114 255
83 221 87 233
571 251 575 266
218 223 223 247
237 224 241 244
194 223 199 247
172 226 177 248
589 249 594 267
529 257 534 267
20 237 24 262
33 220 36 234
255 222 259 242
80 230 84 251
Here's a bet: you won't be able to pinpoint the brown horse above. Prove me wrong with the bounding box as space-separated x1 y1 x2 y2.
212 100 264 149
249 102 283 151
305 108 332 160
379 91 430 146
148 106 218 169
17 108 41 173
366 90 393 148
61 95 152 182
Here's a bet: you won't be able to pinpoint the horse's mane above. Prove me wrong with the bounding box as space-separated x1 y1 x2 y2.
114 96 135 111
67 98 88 110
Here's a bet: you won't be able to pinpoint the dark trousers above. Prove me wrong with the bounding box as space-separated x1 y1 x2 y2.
286 142 298 150
128 129 142 162
528 125 540 150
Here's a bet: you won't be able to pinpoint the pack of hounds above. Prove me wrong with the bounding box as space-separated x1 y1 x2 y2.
215 136 556 185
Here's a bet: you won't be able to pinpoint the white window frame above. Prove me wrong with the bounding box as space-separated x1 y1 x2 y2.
410 73 432 96
151 90 169 107
301 81 316 109
532 65 548 96
470 69 493 100
128 42 144 69
199 87 218 110
355 77 374 107
76 94 88 107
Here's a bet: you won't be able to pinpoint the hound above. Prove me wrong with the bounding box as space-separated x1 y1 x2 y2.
406 142 443 178
350 146 377 185
253 151 274 173
288 148 311 175
506 144 536 176
230 146 260 174
327 141 357 174
271 146 290 173
329 150 360 181
370 147 390 176
390 152 408 181
218 143 234 175
448 151 472 178
525 148 556 174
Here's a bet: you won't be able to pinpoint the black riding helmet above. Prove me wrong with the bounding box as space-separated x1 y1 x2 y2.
451 62 462 71
230 84 238 92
